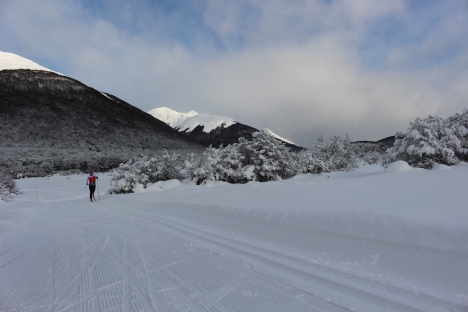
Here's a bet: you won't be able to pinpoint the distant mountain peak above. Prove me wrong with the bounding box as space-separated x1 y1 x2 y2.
148 107 302 149
0 51 62 75
148 107 236 133
148 107 198 128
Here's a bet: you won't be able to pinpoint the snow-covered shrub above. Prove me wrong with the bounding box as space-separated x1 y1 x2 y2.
297 150 331 174
180 153 202 181
111 150 185 193
188 131 300 184
218 144 250 183
155 150 184 181
351 143 386 164
323 135 358 171
237 131 301 182
300 135 358 174
188 146 223 184
385 115 466 169
443 109 468 161
111 157 152 193
0 169 22 202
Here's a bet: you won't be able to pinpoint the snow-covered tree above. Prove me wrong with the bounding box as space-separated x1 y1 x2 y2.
0 169 22 202
190 146 223 184
298 135 358 174
239 131 301 182
351 143 386 165
155 150 184 181
323 135 358 171
297 150 331 174
443 109 468 161
219 144 249 183
180 152 202 181
385 115 466 169
111 150 184 193
111 157 151 193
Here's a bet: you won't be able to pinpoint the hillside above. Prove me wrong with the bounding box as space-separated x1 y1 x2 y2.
148 107 304 151
0 69 204 176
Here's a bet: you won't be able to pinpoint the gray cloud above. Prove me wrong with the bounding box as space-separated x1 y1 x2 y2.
1 0 467 147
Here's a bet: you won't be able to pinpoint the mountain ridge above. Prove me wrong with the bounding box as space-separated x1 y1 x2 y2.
148 107 304 150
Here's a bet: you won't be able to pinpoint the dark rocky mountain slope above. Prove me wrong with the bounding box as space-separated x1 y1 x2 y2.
180 122 304 151
351 136 395 148
0 70 204 176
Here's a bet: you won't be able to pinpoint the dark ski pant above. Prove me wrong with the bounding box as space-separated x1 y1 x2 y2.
89 185 96 199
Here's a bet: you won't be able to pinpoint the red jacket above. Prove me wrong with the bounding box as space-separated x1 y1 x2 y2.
87 175 98 186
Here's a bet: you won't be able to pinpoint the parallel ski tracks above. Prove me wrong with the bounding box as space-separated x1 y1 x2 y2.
102 200 350 312
105 199 467 312
1 196 466 312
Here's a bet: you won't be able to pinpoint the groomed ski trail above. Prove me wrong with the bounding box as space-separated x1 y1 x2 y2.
1 173 467 311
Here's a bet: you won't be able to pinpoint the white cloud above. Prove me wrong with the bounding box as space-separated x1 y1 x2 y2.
1 0 467 146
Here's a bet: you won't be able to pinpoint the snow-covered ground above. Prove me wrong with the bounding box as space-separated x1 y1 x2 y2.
1 162 467 311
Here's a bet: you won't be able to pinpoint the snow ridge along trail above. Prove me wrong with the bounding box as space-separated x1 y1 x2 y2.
1 166 467 311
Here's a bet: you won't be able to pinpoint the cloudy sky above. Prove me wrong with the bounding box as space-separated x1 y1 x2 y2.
1 0 467 147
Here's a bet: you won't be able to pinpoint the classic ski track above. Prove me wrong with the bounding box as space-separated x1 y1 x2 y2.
105 199 465 312
0 229 33 258
162 211 468 303
102 200 351 312
104 201 381 311
1 191 465 312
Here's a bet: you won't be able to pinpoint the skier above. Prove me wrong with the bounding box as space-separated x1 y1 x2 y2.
86 170 99 202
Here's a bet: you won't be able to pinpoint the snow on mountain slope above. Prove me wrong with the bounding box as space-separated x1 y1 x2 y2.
148 107 236 133
0 51 61 74
263 128 297 145
148 107 297 146
176 113 237 133
148 107 198 128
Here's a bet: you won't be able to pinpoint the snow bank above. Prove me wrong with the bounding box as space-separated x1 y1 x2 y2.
433 163 451 170
131 162 468 253
384 160 413 173
133 179 181 193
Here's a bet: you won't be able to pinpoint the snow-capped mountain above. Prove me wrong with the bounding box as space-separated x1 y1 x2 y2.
147 107 198 128
0 51 62 74
0 52 203 177
148 107 237 133
148 107 303 150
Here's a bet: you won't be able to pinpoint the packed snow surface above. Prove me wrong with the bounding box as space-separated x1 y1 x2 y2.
1 163 467 311
0 51 61 74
